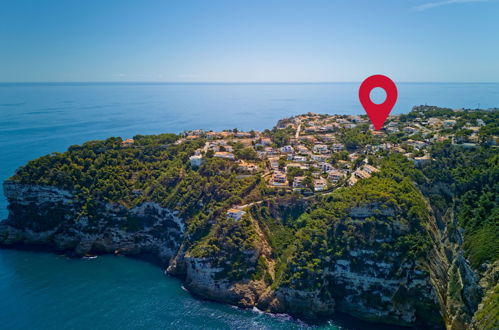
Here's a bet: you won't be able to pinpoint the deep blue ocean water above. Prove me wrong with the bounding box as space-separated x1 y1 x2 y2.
1 82 498 329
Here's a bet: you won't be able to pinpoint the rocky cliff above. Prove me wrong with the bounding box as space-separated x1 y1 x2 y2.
1 181 184 263
255 200 443 327
0 181 445 328
1 174 494 329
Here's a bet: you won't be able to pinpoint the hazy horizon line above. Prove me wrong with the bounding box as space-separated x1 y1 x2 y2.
1 81 499 84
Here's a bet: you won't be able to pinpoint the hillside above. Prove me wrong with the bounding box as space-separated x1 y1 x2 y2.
1 106 497 329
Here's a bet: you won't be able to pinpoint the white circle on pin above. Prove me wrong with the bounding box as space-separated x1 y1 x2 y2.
370 87 387 105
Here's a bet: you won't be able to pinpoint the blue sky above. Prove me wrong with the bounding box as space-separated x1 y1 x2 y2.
1 0 498 82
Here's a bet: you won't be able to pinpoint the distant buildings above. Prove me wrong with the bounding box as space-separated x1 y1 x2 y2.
238 161 258 173
403 127 419 134
313 144 328 154
413 155 432 166
317 162 334 173
348 175 358 186
214 152 235 160
292 176 306 189
280 145 294 153
362 164 379 175
271 171 287 186
121 138 134 147
255 138 272 147
295 145 310 155
331 143 345 152
183 109 486 197
442 120 457 128
206 132 221 140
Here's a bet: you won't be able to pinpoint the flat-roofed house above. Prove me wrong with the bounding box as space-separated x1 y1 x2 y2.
296 145 310 155
268 157 280 169
331 143 345 152
443 120 457 128
271 171 287 186
238 161 258 173
317 162 334 173
354 169 371 179
403 126 419 134
327 170 344 183
256 137 272 147
234 132 252 138
311 154 328 162
362 164 379 174
121 138 134 147
214 152 235 160
280 145 294 153
264 147 278 155
348 175 358 186
292 176 306 189
293 155 308 162
227 208 246 221
413 155 432 166
206 132 221 140
313 144 328 154
314 178 328 191
189 155 203 167
286 163 309 171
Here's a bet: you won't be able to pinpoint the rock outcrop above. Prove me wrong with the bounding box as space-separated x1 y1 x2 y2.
1 182 184 263
425 207 483 329
0 181 492 329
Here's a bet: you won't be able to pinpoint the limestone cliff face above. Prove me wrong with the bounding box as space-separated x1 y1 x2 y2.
182 255 268 307
269 203 441 327
1 181 491 329
258 286 335 318
425 207 484 330
170 200 444 327
1 181 184 263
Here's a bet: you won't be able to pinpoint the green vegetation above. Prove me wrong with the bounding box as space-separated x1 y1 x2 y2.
270 127 293 147
5 106 498 328
10 134 261 232
234 147 258 160
338 125 374 151
251 155 432 291
421 144 498 270
472 284 499 329
190 215 259 281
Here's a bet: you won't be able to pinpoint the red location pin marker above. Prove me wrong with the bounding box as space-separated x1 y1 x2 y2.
359 75 398 131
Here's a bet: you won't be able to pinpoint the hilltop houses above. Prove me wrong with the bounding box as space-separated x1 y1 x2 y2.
327 170 345 183
331 143 345 152
313 144 328 154
271 171 287 187
314 178 328 191
121 138 134 147
183 108 485 195
280 145 294 153
292 176 306 190
238 161 259 173
214 151 235 160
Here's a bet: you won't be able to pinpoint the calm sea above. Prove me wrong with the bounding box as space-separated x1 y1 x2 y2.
1 82 498 329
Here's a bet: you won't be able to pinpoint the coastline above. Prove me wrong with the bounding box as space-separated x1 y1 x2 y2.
1 106 497 329
0 243 409 330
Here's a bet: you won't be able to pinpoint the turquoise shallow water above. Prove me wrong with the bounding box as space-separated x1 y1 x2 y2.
1 82 498 329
